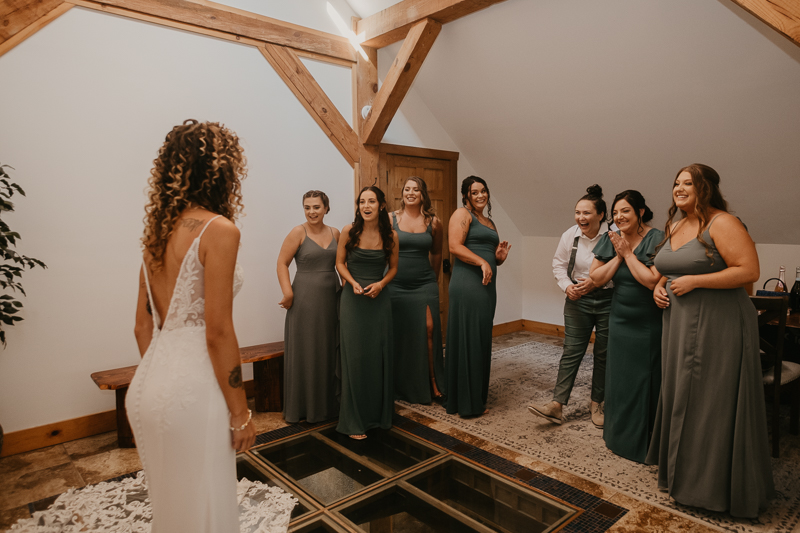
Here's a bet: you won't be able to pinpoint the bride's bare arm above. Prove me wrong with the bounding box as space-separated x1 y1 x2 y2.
200 218 256 452
134 266 154 357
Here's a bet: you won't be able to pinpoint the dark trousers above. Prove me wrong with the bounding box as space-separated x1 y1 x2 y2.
552 289 612 405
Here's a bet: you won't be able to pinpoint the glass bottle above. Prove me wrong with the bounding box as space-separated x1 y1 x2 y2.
790 267 800 313
775 266 786 292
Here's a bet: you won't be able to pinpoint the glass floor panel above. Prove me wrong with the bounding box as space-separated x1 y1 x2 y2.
334 484 484 533
406 457 573 533
247 425 581 533
236 454 316 520
253 434 385 505
318 426 443 475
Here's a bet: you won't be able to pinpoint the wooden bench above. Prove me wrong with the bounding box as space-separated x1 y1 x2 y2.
91 341 284 448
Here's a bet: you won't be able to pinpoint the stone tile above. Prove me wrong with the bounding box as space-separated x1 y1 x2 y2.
427 420 453 433
0 462 84 511
606 492 701 532
482 443 521 463
687 523 726 533
441 427 489 449
0 505 30 532
62 431 119 460
508 454 552 473
250 411 289 435
72 447 142 485
0 445 71 478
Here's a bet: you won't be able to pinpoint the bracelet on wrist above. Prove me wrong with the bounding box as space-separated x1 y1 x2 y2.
230 409 252 432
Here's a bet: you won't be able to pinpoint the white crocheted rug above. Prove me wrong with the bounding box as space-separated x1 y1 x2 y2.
9 472 297 533
398 341 800 533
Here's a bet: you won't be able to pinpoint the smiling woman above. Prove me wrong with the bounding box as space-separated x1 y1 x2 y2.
276 190 341 424
388 177 445 405
336 186 399 439
646 164 774 517
444 176 511 418
590 190 663 463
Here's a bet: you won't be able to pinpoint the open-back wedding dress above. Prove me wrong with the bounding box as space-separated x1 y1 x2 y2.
11 216 295 532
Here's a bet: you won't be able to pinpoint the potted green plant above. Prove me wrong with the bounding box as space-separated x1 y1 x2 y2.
0 163 47 454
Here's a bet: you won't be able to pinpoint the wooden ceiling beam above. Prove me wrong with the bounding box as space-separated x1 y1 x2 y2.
361 18 441 146
356 0 507 49
260 44 360 168
73 0 358 62
0 0 73 58
729 0 800 48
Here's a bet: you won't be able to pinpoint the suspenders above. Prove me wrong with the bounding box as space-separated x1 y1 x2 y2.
566 235 580 284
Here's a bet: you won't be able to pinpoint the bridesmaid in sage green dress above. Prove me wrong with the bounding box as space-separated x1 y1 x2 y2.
647 164 773 517
336 186 399 439
389 177 444 404
445 176 511 418
276 191 340 423
590 190 663 463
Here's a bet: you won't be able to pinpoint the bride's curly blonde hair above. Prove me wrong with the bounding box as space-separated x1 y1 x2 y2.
142 119 246 271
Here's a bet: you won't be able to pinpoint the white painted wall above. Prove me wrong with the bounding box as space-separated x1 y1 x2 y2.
0 6 358 432
380 58 524 325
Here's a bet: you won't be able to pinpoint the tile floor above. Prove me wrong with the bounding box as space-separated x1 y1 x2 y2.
0 331 720 532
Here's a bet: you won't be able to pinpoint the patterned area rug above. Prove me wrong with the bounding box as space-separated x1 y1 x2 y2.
398 341 800 533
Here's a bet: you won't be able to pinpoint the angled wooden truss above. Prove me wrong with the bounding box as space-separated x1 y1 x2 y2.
2 0 798 185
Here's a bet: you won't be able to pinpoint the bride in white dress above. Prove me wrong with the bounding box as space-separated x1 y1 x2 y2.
129 119 255 532
11 120 295 533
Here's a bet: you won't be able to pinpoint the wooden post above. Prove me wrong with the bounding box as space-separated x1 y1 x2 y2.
352 18 381 193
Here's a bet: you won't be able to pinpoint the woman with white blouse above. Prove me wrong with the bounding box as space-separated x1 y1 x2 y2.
528 185 612 428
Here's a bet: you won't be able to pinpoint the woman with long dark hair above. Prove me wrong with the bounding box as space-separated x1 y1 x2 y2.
646 164 773 517
336 186 399 439
445 176 511 417
388 177 445 404
277 190 340 423
130 120 294 529
590 190 663 463
528 185 612 428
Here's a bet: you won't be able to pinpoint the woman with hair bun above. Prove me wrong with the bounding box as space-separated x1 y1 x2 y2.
389 177 445 404
528 185 612 429
646 164 773 517
590 190 663 463
336 186 399 439
130 120 293 530
277 190 340 423
445 176 511 418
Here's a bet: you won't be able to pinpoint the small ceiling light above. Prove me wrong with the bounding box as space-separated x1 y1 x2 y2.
326 2 369 61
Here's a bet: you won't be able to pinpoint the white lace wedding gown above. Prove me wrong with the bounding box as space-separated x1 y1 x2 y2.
11 216 295 533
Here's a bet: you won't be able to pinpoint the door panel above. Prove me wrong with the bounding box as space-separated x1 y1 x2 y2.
379 149 457 338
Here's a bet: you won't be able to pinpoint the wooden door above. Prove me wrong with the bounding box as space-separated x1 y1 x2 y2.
378 144 458 338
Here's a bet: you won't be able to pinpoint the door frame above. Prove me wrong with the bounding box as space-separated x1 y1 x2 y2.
377 143 459 338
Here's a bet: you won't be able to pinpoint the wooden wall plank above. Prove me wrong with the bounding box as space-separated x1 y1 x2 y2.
0 0 72 58
260 44 359 168
356 0 508 48
729 0 800 48
361 18 441 146
1 410 116 457
74 0 357 62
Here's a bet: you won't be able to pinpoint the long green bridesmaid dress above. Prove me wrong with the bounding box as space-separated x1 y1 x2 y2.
337 248 394 435
444 212 499 417
388 213 444 404
593 228 663 463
